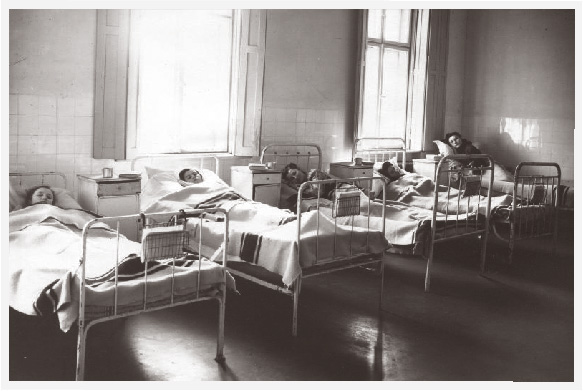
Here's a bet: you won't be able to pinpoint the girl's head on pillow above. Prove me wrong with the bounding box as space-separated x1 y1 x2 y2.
378 159 403 181
282 163 307 186
26 185 54 206
179 168 204 184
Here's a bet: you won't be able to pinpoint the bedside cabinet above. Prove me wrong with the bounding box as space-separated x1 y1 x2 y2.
77 175 141 241
412 159 449 186
230 166 282 207
329 162 374 189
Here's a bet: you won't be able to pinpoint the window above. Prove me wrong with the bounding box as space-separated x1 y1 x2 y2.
93 9 266 159
129 10 233 154
356 9 431 151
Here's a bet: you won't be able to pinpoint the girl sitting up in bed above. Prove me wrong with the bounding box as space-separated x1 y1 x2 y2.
445 132 489 169
26 185 54 206
178 168 204 186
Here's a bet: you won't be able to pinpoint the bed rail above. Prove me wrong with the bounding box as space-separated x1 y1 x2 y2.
259 143 322 173
491 162 561 264
130 154 220 175
424 154 495 292
354 137 407 169
76 209 229 380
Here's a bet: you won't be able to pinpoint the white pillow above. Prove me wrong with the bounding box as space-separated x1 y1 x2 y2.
433 140 454 156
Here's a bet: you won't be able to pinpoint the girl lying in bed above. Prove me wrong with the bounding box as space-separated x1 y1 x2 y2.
178 168 204 186
26 185 55 206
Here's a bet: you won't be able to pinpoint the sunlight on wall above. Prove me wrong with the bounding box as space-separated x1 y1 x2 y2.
500 117 541 148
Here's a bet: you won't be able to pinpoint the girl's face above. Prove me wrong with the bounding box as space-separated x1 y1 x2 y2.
448 134 462 149
287 168 307 185
183 169 203 184
31 187 54 205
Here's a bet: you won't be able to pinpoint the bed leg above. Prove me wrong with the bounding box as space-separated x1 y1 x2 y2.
424 247 435 293
75 323 88 381
215 292 226 363
292 278 301 337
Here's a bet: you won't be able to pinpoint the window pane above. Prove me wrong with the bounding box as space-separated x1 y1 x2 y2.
379 48 409 139
383 9 411 43
361 45 380 138
133 10 232 153
367 9 382 39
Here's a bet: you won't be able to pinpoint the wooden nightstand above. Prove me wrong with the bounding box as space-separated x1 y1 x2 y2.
77 174 141 241
329 162 374 189
230 166 282 207
412 159 448 185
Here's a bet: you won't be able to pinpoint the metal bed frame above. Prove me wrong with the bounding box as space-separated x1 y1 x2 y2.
227 175 389 337
131 150 388 337
490 162 561 264
259 143 322 172
424 154 495 292
353 137 407 168
130 153 221 175
75 208 229 380
9 174 230 381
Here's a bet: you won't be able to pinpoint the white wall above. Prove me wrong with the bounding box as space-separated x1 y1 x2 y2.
461 9 575 180
260 10 358 169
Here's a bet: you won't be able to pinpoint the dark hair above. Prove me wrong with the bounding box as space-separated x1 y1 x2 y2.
26 185 53 206
282 163 302 182
444 132 463 145
179 168 202 181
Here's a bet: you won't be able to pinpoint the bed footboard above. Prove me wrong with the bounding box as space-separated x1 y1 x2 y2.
424 154 495 292
75 209 229 380
490 162 561 264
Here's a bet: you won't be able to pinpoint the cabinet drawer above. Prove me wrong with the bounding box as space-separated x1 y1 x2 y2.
97 180 141 196
253 173 282 185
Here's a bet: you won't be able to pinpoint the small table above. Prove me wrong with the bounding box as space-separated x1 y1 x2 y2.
329 162 374 189
230 166 282 207
77 174 141 241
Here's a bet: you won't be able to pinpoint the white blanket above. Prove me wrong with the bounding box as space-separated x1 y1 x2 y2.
142 177 389 287
9 204 230 332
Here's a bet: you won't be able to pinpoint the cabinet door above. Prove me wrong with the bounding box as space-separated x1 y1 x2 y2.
97 195 140 241
254 184 280 207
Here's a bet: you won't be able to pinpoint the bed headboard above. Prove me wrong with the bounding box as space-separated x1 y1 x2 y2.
9 172 67 189
130 154 220 178
259 144 322 173
354 138 407 169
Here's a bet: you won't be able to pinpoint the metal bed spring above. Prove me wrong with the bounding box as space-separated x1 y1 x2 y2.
490 162 561 264
424 154 495 292
75 208 229 380
259 143 322 172
227 176 388 337
353 137 407 169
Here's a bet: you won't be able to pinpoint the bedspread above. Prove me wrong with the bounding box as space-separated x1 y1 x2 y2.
9 204 231 332
142 178 388 287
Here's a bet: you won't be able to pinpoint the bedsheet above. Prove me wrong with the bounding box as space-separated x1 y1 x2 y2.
310 173 513 255
9 204 232 332
142 176 388 287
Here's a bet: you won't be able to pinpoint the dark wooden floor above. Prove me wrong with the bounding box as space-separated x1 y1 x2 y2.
8 217 576 383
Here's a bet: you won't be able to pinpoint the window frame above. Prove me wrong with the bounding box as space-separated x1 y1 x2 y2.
93 9 266 160
355 9 430 151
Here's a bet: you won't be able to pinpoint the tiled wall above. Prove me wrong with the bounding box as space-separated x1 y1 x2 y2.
9 93 125 195
466 116 575 181
260 106 352 171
